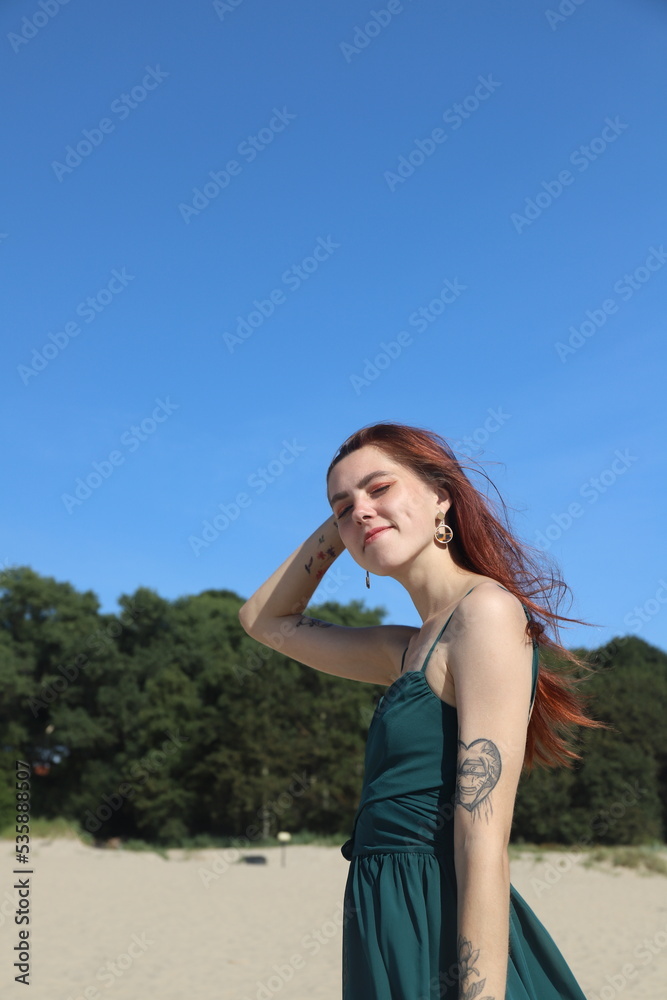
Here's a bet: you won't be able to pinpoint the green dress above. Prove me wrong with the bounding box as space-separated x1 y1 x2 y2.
340 586 587 999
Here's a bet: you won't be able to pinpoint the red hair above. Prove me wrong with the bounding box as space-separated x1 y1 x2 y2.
327 422 610 771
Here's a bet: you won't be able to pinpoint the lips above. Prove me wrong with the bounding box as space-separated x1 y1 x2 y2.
364 526 393 548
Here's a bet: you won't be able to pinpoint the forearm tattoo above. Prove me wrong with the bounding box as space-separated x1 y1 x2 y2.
457 934 495 1000
304 538 337 581
295 615 333 629
455 738 502 823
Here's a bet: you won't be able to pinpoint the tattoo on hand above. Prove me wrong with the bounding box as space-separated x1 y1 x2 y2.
455 738 502 823
295 615 333 629
458 934 495 1000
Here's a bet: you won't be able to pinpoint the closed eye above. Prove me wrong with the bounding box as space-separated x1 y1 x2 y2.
336 483 391 518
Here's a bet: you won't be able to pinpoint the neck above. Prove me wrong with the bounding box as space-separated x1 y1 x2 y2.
391 543 480 622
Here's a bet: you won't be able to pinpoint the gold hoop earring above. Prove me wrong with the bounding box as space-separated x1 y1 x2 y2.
434 510 453 545
366 570 371 589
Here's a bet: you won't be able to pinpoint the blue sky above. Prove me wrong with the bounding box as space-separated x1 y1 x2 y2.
1 0 666 654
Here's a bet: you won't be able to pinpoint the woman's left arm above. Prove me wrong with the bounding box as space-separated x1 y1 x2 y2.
447 585 535 1000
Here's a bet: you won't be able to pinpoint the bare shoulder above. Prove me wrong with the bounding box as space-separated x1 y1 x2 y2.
450 585 537 840
445 580 533 724
455 580 528 633
444 581 532 664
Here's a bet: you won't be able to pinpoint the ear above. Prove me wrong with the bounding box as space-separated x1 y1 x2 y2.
434 487 452 510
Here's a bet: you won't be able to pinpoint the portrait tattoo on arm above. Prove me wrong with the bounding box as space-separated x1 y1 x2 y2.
457 934 495 1000
455 738 502 823
295 615 333 629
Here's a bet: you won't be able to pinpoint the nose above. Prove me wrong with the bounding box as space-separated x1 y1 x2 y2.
351 495 376 524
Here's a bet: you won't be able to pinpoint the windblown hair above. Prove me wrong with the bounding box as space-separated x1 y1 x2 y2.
327 421 609 772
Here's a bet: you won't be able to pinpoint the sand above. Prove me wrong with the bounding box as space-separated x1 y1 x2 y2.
1 837 665 1000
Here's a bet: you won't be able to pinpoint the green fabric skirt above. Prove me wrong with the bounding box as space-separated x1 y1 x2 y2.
342 848 587 999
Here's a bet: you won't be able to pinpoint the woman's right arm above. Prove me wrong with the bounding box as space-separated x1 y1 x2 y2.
238 513 413 686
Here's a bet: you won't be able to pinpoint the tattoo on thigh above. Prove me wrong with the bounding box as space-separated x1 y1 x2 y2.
455 738 502 822
295 615 333 629
458 934 495 1000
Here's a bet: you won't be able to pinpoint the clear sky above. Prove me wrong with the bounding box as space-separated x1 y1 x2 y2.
1 0 666 653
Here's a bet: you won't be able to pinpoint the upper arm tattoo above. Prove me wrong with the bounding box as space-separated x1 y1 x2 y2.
455 738 502 823
295 615 333 629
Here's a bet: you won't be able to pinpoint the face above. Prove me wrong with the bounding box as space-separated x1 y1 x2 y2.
327 444 450 575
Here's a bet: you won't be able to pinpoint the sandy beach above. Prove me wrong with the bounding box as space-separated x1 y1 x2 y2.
1 837 665 1000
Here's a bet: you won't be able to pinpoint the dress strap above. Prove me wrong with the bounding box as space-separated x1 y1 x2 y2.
419 585 479 673
496 586 540 712
497 584 537 637
529 644 539 716
417 584 540 714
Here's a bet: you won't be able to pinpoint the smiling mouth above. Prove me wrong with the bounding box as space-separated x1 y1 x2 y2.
365 527 392 548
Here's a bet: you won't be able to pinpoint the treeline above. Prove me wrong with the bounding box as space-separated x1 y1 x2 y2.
0 567 665 847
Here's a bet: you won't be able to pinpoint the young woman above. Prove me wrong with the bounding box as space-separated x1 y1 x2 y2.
239 422 605 999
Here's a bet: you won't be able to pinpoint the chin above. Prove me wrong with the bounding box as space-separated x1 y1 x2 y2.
363 552 410 578
365 565 395 579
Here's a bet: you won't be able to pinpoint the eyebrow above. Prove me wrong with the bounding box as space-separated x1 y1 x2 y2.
329 470 395 506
